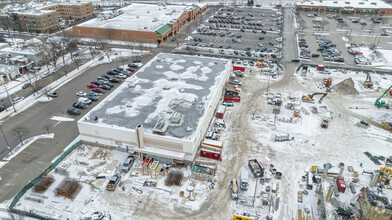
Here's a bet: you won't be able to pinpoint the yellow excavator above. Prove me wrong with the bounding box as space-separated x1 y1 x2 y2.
302 93 328 104
364 72 373 88
379 167 392 185
381 122 392 131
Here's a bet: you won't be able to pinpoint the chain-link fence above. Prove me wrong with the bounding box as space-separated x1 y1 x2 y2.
8 140 82 219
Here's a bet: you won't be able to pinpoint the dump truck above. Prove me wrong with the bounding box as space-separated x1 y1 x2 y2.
248 159 264 177
106 173 121 191
381 122 392 131
231 179 239 199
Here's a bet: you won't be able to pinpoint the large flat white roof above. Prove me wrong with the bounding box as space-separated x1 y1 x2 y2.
77 3 200 32
297 0 392 9
80 53 230 140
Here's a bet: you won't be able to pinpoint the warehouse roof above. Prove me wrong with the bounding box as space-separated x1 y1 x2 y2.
76 3 206 32
80 53 230 140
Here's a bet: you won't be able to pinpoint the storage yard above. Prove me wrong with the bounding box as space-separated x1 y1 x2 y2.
2 3 392 220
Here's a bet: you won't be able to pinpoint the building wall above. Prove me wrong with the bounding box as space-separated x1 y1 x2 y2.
72 4 208 44
72 26 158 43
42 2 94 21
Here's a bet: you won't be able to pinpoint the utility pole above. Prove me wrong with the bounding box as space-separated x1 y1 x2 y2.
253 177 258 206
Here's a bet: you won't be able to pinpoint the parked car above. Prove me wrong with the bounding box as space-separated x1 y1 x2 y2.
88 96 99 101
116 74 127 79
107 70 117 75
47 92 58 97
76 91 87 97
133 58 141 63
92 88 105 94
106 173 121 191
291 58 300 62
78 97 92 105
103 82 114 88
311 54 320 57
126 67 135 72
87 84 98 88
109 78 121 83
0 106 5 112
72 102 87 109
22 83 31 89
101 74 111 79
67 108 80 115
88 91 100 97
121 155 135 172
99 84 111 90
12 96 24 103
91 81 102 86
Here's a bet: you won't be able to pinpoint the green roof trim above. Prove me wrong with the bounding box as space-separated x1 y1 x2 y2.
155 24 172 36
193 4 200 9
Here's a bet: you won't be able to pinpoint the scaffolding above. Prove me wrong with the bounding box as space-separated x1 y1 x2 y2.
142 158 152 175
150 161 160 179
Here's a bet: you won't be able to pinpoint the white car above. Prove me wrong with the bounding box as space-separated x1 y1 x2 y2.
258 43 263 47
116 74 127 79
243 61 248 66
12 97 24 103
76 91 87 97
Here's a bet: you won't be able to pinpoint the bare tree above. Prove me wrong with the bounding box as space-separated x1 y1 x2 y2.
42 124 51 134
41 86 51 100
67 40 79 60
47 40 63 69
87 45 96 59
250 105 258 120
12 126 29 145
74 58 82 70
97 39 112 61
62 64 70 76
24 73 39 93
0 98 10 110
106 29 115 42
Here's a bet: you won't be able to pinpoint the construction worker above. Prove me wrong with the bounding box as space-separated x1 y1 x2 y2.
360 163 363 168
339 113 341 117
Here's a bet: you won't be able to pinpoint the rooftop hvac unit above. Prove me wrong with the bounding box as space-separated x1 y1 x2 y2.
147 10 150 14
371 2 377 4
153 18 158 22
170 112 182 124
345 1 350 4
163 85 170 90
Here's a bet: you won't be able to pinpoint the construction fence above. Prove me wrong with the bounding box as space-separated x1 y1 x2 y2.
8 139 83 220
299 63 392 75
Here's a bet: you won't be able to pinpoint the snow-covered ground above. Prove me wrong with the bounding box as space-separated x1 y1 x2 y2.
357 47 392 70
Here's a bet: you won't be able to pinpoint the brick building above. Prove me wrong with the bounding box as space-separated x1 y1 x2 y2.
40 1 94 22
296 0 392 16
72 3 208 45
8 9 59 34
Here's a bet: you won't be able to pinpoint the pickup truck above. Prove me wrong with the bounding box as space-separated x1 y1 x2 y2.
106 173 121 191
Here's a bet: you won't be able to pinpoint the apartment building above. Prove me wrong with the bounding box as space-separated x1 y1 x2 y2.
9 9 59 33
41 2 94 21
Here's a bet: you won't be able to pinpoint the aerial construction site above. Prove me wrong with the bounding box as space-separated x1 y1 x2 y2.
0 2 391 220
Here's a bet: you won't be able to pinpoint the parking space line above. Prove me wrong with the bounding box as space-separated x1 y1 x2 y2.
29 146 40 149
6 162 21 166
13 156 29 161
0 186 15 200
35 140 46 144
20 151 34 155
0 168 13 173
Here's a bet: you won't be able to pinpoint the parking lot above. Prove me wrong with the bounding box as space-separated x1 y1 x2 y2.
187 7 283 58
295 11 392 65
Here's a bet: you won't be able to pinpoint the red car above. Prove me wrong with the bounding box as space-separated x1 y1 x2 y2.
126 68 135 72
87 84 98 88
92 88 105 93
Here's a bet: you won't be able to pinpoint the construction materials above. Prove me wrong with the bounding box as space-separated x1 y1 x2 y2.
364 72 373 88
231 179 239 200
33 175 54 192
56 178 81 200
150 161 159 179
349 182 356 194
275 133 290 142
165 170 183 186
357 120 370 129
142 158 152 175
364 152 382 165
248 159 264 178
381 122 392 131
375 85 392 109
216 105 226 119
298 191 303 203
336 176 346 193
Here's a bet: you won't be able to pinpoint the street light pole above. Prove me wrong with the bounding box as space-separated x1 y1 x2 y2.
0 122 10 154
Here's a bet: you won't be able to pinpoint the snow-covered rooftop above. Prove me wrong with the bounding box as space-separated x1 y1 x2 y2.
77 3 201 32
297 0 392 9
0 45 40 55
81 53 230 139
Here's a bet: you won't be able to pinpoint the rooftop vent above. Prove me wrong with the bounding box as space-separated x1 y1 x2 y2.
170 112 182 124
333 1 337 3
345 1 350 4
152 18 158 22
359 2 364 4
371 2 376 4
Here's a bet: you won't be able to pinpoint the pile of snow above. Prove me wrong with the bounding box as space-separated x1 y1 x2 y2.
333 78 359 95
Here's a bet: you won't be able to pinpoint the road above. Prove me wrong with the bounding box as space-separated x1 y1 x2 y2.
0 54 156 202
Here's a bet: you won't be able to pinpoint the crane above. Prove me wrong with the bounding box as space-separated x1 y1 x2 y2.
375 85 392 109
364 72 373 88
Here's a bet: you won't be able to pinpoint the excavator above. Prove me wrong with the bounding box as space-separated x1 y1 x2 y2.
302 92 328 104
323 77 332 88
375 85 392 109
364 72 373 88
381 122 392 131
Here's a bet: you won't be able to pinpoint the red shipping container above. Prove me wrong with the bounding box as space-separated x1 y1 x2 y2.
200 149 222 161
233 66 245 72
224 97 241 102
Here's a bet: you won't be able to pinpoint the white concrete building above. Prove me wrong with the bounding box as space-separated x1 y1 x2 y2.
77 53 231 163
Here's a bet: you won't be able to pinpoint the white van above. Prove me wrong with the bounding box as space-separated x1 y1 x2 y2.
78 97 92 105
240 170 249 190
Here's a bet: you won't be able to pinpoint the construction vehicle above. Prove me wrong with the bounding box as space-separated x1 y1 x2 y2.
381 122 392 131
321 120 329 128
375 85 392 109
302 93 328 104
233 213 259 220
379 167 391 185
364 72 373 88
231 179 239 199
323 77 332 88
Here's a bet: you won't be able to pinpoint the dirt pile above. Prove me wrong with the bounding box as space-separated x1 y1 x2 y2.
333 78 359 95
